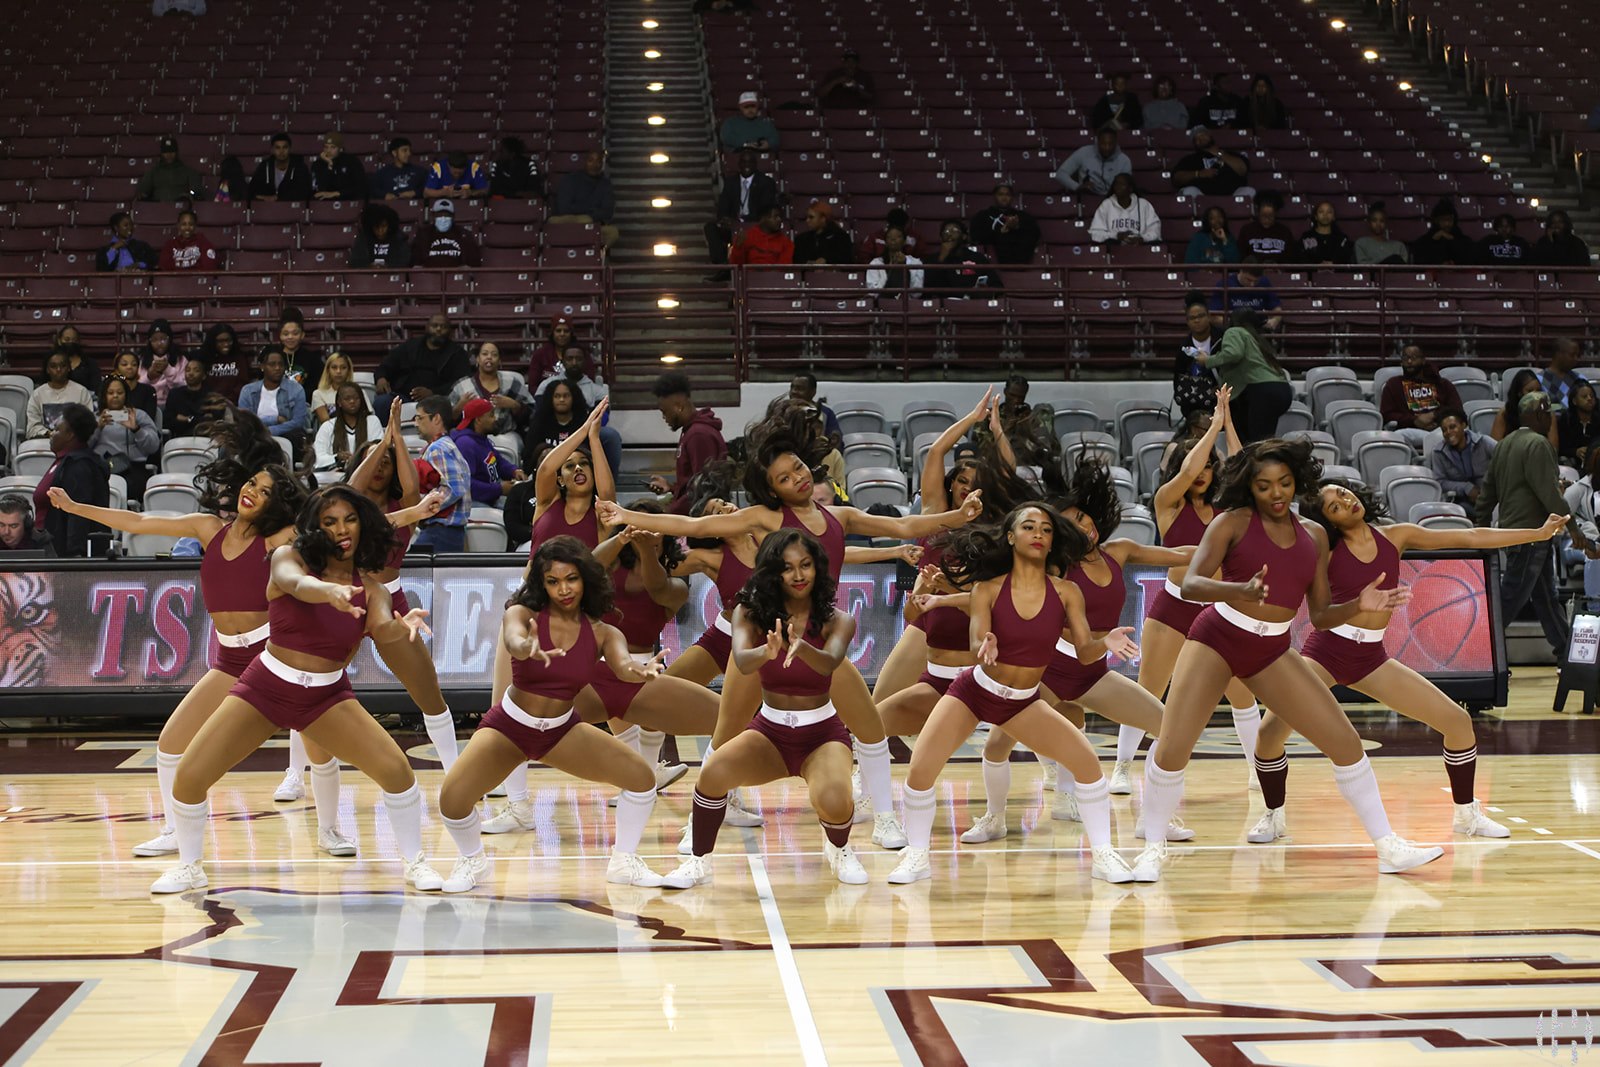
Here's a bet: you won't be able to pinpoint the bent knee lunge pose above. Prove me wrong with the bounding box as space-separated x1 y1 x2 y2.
1133 439 1443 883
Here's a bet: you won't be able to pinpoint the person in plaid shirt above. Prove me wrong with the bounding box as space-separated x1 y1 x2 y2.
413 395 471 553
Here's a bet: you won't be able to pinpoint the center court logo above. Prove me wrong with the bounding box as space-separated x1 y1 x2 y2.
1538 1009 1596 1061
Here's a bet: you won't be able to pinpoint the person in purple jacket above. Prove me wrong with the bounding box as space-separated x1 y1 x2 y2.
450 397 524 505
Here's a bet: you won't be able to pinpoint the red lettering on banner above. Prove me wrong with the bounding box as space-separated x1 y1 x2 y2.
837 577 876 667
90 585 148 680
144 582 197 680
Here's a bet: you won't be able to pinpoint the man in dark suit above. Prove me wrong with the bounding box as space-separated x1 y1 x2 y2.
703 149 781 280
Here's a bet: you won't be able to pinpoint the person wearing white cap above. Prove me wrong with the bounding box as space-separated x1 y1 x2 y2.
720 91 781 152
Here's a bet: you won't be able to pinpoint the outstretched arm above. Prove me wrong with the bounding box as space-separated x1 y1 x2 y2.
270 546 364 615
588 401 615 503
1306 525 1410 629
843 543 921 565
45 488 219 540
598 622 664 682
597 498 773 541
1388 515 1573 553
835 492 984 539
1102 539 1194 569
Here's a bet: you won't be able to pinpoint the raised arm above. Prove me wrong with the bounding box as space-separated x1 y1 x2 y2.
588 400 615 504
921 388 992 509
596 498 773 541
46 487 220 540
632 533 690 613
391 406 422 507
1306 524 1410 630
534 397 609 509
1388 515 1574 553
1153 388 1230 515
835 492 983 539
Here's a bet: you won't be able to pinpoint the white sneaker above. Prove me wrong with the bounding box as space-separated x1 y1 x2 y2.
1136 816 1196 842
1108 760 1133 795
959 812 1008 844
607 850 665 887
850 770 870 823
655 760 688 791
480 799 535 834
317 827 358 857
1130 841 1166 883
486 781 508 798
1051 790 1081 822
724 789 763 827
887 845 931 884
443 852 490 894
1091 845 1136 884
1247 808 1288 844
273 770 304 802
662 854 713 889
405 853 444 891
826 842 870 884
1375 833 1444 874
677 822 695 856
1041 760 1059 791
132 827 177 857
1453 800 1510 838
150 861 207 894
871 811 908 849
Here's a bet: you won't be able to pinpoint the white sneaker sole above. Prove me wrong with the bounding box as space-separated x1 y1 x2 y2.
1378 846 1444 874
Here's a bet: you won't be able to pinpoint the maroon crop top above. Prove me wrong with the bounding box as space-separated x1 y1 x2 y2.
530 502 599 554
1161 500 1211 549
1327 525 1400 603
778 504 846 580
756 622 835 696
990 573 1065 669
607 565 670 648
199 523 272 615
920 603 971 651
1221 510 1319 610
714 542 756 609
267 575 370 662
384 500 413 572
510 611 600 700
1067 552 1125 632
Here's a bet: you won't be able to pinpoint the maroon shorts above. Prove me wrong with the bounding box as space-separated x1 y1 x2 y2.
746 710 852 777
229 657 357 730
1188 606 1292 680
689 617 732 669
915 666 962 696
1301 629 1390 686
480 703 581 761
1146 586 1205 635
586 659 646 720
1041 647 1110 702
946 667 1039 726
210 637 268 678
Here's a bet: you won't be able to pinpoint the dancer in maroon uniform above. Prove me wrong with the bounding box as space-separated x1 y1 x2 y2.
1254 481 1567 842
434 536 669 893
1133 439 1442 882
150 485 443 893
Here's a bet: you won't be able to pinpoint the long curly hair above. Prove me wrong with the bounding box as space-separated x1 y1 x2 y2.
741 399 834 509
343 439 403 500
735 528 837 635
967 437 1037 523
1298 477 1389 542
615 498 687 572
1058 459 1122 542
1214 438 1322 512
1158 435 1220 504
511 534 614 618
197 409 306 519
528 377 592 447
939 502 1091 587
293 484 396 574
1501 368 1540 435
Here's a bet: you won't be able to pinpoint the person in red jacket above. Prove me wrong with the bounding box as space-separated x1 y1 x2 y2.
728 205 794 267
649 370 728 513
159 209 221 272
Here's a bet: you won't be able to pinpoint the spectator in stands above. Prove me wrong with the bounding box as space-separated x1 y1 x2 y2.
527 315 598 387
1194 74 1245 128
310 132 367 200
138 319 186 406
91 376 160 500
1175 294 1222 419
196 323 248 403
816 48 875 109
35 405 110 557
1558 380 1600 465
376 313 472 419
97 212 158 273
313 384 381 471
527 378 608 471
136 135 206 203
411 199 482 267
489 137 544 199
1088 73 1143 131
213 156 246 203
1244 74 1289 130
1491 369 1560 448
1193 310 1291 443
1171 128 1251 197
451 397 524 505
1432 408 1494 503
1539 337 1584 410
110 351 158 422
858 207 923 262
349 203 412 268
975 374 1057 469
970 184 1041 264
310 351 355 424
1089 174 1161 245
158 209 220 272
1208 257 1281 329
789 373 843 450
1353 202 1409 265
371 137 429 201
1237 192 1295 264
1298 200 1353 265
412 395 471 552
866 225 924 292
450 341 533 437
53 326 101 394
164 357 226 436
1477 213 1531 265
1410 199 1474 266
722 91 781 151
1531 209 1591 267
705 149 781 278
925 219 1002 294
793 200 854 264
550 150 619 249
1185 206 1240 265
1380 344 1461 450
531 365 619 467
1144 76 1190 130
0 496 53 554
425 149 488 201
247 133 313 203
27 351 96 439
239 349 309 458
1054 128 1131 197
649 370 727 513
729 204 794 266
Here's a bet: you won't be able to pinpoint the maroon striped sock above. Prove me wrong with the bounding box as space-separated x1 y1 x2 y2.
1254 753 1289 810
1443 746 1477 805
691 789 727 857
820 817 852 848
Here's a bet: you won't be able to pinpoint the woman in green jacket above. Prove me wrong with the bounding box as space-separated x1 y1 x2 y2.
1197 310 1292 443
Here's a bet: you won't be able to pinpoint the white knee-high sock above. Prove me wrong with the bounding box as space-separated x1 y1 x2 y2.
1140 762 1186 843
155 749 181 831
444 810 483 858
287 730 308 775
613 723 642 753
856 737 895 814
1333 756 1394 842
171 796 208 864
981 758 1011 817
500 762 530 804
1075 776 1112 848
613 789 656 853
423 710 459 772
1230 702 1261 763
382 784 424 859
1115 724 1144 763
309 758 341 832
637 728 666 767
902 784 936 849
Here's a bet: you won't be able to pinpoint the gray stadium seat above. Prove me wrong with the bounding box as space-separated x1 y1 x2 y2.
161 435 218 474
1275 401 1315 436
1053 403 1103 440
1114 399 1172 460
1379 465 1443 519
1111 504 1158 545
846 465 909 508
125 510 184 556
1464 399 1501 437
466 507 508 552
1442 365 1494 404
1109 465 1137 505
842 431 898 472
1324 399 1384 460
1306 366 1363 422
1352 430 1416 487
1409 500 1468 524
1130 430 1173 497
143 472 201 514
1060 430 1119 474
834 401 889 438
1322 464 1365 487
899 402 958 463
14 439 56 478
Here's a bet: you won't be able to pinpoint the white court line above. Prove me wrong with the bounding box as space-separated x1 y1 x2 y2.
1564 841 1600 862
747 855 828 1067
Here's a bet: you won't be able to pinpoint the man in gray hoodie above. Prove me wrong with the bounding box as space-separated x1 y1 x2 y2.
1053 128 1131 197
